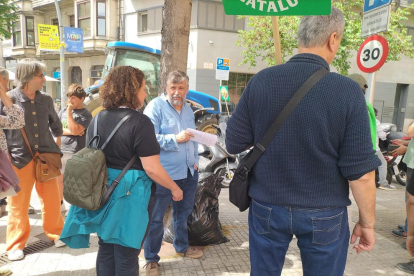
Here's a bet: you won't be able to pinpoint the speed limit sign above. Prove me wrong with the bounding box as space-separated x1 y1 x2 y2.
357 35 389 73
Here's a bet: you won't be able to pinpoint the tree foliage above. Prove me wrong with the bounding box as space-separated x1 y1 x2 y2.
0 0 18 39
236 0 414 75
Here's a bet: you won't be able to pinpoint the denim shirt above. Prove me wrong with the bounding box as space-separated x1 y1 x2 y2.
144 94 199 180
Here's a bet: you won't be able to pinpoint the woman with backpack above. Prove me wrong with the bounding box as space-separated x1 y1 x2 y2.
60 66 183 276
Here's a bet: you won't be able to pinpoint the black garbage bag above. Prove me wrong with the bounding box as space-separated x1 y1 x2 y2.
162 172 229 246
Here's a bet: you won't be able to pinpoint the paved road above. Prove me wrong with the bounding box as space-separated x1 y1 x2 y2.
0 180 411 276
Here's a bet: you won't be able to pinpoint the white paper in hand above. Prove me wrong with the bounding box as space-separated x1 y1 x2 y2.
186 128 217 147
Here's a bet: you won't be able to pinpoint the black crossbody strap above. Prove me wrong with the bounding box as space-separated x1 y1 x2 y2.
100 114 133 150
99 155 137 208
244 68 329 170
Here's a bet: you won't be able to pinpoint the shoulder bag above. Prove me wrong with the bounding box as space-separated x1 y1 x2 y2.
21 129 62 183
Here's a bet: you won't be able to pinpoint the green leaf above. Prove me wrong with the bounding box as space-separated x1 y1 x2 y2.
0 0 18 39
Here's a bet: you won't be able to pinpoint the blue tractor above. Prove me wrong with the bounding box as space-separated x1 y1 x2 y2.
84 41 220 134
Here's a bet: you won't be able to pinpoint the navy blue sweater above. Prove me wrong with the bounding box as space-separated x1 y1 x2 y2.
226 54 381 208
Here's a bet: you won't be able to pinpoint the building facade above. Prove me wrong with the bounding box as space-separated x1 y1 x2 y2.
2 0 414 131
1 0 119 103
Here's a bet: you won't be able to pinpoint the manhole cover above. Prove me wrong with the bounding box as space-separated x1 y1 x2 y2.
0 239 54 266
23 240 54 255
0 253 10 267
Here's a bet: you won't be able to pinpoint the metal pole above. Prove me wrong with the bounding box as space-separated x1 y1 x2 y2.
219 80 222 113
365 72 376 105
54 0 66 105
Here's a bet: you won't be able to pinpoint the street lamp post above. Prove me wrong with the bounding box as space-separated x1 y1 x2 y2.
54 0 67 105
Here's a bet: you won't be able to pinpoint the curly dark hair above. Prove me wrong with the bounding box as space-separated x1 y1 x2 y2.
100 66 145 110
66 84 86 99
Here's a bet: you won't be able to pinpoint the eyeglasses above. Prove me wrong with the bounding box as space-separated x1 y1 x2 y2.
35 72 46 78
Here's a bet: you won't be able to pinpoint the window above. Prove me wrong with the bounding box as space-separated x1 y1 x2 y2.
222 73 254 96
138 12 148 33
198 1 244 32
12 20 21 46
69 15 75 27
26 17 35 46
52 18 59 26
97 1 106 36
77 1 91 36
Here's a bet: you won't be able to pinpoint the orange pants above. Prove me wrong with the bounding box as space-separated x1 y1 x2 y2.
7 160 64 251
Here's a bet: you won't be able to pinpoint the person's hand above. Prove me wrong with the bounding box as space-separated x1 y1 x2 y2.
194 164 198 170
407 236 414 257
66 103 74 112
0 83 6 98
392 139 406 146
176 130 194 143
392 145 407 156
171 187 183 201
350 221 375 254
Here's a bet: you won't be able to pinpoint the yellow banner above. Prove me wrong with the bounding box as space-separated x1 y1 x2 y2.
37 24 60 50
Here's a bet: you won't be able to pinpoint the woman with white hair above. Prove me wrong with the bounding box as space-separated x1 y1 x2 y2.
1 59 65 261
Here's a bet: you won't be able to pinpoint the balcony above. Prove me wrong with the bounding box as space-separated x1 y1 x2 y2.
32 0 74 9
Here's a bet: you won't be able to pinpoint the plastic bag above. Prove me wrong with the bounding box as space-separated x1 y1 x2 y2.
162 173 229 246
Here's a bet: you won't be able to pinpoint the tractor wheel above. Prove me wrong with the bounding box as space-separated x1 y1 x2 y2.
196 114 218 134
84 93 104 117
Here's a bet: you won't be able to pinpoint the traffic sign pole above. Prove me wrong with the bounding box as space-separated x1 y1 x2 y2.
356 35 389 105
366 72 377 105
219 80 222 113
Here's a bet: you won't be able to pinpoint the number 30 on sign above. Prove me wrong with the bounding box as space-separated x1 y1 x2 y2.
357 35 389 73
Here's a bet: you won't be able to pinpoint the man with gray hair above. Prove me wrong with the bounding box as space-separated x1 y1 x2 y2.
143 71 202 276
0 58 65 261
226 7 380 276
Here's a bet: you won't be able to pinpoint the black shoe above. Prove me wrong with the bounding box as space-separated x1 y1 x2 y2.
28 205 35 214
396 261 414 274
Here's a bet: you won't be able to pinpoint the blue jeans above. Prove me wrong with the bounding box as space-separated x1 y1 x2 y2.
249 199 349 276
144 169 198 263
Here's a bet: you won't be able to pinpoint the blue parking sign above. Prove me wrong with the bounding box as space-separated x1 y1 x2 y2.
363 0 391 13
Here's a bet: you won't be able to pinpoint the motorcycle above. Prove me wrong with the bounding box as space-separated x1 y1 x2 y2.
377 126 407 186
198 122 239 188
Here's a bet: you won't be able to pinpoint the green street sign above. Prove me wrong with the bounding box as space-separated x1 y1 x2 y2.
220 86 230 101
222 0 331 16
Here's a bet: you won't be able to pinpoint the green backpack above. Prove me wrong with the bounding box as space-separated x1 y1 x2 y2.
63 112 136 210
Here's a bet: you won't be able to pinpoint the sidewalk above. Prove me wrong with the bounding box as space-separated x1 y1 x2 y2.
0 181 411 276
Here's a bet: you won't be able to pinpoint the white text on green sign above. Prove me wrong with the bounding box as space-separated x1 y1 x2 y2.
222 0 331 16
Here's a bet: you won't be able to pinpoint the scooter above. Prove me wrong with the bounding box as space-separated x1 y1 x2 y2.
198 122 238 188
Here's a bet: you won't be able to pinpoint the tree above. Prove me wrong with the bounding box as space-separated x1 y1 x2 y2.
236 1 414 75
158 0 192 95
0 0 18 39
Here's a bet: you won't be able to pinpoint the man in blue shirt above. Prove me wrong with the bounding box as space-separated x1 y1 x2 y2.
226 7 380 276
143 71 202 276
